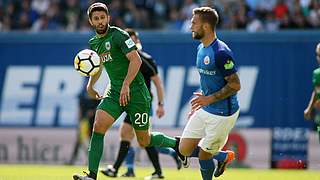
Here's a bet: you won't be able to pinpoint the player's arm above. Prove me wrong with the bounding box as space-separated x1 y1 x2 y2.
304 90 316 120
208 73 240 103
86 63 103 99
119 50 141 106
144 56 165 118
151 75 165 118
116 30 142 106
209 50 240 103
191 50 240 110
124 51 142 87
192 73 240 110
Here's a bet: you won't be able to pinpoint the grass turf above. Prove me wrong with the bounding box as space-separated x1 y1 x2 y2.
0 164 319 180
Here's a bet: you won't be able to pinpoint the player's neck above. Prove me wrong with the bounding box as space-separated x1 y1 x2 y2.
201 31 217 47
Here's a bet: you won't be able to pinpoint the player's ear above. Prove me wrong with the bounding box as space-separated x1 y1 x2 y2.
203 23 210 31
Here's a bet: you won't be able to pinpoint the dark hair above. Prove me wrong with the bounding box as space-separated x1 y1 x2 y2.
124 28 138 37
193 7 219 31
87 2 109 19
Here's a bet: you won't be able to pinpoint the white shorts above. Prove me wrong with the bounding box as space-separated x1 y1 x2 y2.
181 108 239 154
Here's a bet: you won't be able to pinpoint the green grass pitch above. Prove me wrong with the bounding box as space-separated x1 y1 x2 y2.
0 164 319 180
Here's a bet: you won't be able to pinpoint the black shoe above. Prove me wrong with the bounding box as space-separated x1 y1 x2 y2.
100 165 117 177
121 171 135 177
173 153 182 170
174 136 190 168
73 171 96 180
144 172 164 180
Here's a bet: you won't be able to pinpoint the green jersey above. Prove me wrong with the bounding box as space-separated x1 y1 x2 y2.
313 67 320 99
89 26 145 92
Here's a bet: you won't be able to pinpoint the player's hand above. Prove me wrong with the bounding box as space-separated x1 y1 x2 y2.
190 92 211 111
87 86 103 100
304 108 312 120
156 105 165 118
120 82 130 106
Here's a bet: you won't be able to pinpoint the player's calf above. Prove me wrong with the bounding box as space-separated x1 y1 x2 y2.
174 136 190 168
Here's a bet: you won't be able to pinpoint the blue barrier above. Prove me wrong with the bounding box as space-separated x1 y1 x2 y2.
0 31 319 128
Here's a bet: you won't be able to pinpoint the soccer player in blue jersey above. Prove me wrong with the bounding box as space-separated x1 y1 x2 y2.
178 7 241 180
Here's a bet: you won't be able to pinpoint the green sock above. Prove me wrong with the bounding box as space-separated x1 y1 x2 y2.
149 132 176 148
88 132 105 174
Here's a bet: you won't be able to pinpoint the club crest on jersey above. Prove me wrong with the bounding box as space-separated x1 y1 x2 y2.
204 56 210 65
105 41 111 50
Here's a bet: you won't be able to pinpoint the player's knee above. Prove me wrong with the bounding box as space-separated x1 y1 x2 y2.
121 130 134 141
93 110 114 133
136 136 151 147
120 124 134 140
137 140 149 147
199 150 214 160
179 144 192 156
93 118 111 133
93 120 105 133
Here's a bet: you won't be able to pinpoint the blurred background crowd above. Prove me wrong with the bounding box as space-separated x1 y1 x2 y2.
0 0 319 32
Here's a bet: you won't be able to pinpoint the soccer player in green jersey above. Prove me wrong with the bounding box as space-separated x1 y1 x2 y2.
73 3 181 180
304 42 320 142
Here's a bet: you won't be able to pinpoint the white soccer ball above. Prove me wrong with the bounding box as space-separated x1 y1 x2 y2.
74 49 101 76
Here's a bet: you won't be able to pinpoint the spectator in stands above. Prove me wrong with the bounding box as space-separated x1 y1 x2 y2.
165 6 183 30
307 0 320 28
0 0 319 32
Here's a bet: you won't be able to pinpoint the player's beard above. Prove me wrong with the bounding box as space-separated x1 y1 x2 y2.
95 23 108 35
192 28 204 40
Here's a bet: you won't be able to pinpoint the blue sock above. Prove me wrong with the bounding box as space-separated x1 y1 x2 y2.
213 151 227 162
199 159 215 180
125 147 135 172
158 147 175 155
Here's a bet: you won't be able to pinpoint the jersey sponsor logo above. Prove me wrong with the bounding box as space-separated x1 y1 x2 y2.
100 52 113 62
224 60 234 70
105 41 111 50
125 38 135 48
198 68 216 75
204 56 210 65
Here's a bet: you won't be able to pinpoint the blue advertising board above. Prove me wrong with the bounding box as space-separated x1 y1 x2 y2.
0 31 319 128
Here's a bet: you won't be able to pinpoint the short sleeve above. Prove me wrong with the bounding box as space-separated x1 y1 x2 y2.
144 58 158 77
215 50 237 77
313 68 320 86
114 30 137 55
140 51 158 77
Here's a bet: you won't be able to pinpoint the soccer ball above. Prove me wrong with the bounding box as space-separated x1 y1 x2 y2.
74 49 101 76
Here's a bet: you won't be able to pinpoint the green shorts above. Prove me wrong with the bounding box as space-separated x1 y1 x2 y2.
97 84 151 130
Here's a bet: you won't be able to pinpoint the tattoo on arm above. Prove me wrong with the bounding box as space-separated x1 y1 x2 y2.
211 73 241 102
